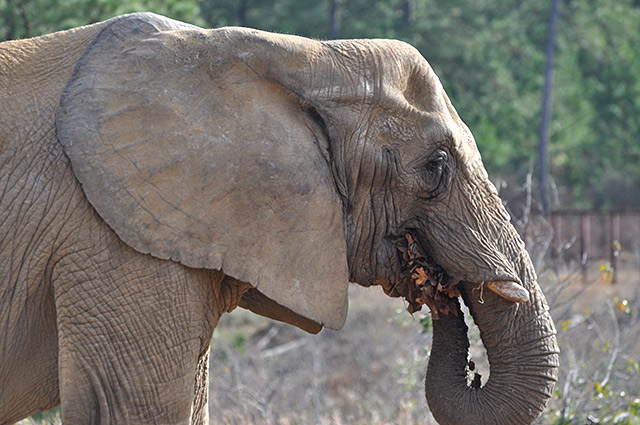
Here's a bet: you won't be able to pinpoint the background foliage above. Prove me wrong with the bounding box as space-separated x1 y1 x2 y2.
2 0 639 210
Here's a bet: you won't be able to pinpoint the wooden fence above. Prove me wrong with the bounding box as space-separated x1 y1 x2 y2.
547 210 640 283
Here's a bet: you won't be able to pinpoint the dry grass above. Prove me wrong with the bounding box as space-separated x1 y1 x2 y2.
206 268 640 425
209 284 437 425
21 255 640 425
537 266 640 424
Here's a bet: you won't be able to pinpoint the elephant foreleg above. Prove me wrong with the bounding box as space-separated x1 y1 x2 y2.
0 278 60 424
52 241 223 425
190 350 210 425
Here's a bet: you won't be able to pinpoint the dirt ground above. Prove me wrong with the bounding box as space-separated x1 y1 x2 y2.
208 256 640 425
548 251 639 313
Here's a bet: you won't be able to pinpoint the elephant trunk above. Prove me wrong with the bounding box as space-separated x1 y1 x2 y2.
425 236 559 425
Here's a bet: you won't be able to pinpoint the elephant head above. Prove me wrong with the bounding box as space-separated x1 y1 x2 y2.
56 13 558 424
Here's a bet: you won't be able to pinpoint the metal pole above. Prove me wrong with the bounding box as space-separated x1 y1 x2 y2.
538 0 560 216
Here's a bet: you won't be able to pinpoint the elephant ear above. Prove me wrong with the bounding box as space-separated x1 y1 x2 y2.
56 13 349 329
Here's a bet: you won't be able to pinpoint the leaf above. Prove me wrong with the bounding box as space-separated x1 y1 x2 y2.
411 267 429 286
596 381 603 395
405 233 414 246
446 287 458 298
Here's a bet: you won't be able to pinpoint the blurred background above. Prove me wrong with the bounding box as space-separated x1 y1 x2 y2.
5 0 639 424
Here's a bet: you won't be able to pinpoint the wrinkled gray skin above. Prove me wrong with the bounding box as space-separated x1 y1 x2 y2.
0 13 558 425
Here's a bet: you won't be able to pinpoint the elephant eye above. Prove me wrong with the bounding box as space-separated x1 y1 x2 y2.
427 150 447 172
420 149 449 196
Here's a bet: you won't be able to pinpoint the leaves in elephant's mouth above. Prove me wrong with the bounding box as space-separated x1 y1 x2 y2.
397 233 460 318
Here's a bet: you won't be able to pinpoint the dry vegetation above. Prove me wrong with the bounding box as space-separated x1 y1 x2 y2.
205 213 640 425
21 226 640 425
540 266 640 424
208 285 435 425
204 266 640 425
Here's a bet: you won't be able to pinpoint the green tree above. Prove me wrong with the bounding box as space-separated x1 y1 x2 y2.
3 0 639 209
399 1 550 178
551 0 640 208
199 0 330 37
0 0 201 41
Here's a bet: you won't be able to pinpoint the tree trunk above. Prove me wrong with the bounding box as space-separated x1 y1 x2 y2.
329 0 340 39
238 0 248 27
402 0 412 28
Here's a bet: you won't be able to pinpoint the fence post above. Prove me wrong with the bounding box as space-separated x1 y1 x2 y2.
581 212 591 282
551 212 562 275
609 212 621 283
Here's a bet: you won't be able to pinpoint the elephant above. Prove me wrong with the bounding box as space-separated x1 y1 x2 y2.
0 12 559 425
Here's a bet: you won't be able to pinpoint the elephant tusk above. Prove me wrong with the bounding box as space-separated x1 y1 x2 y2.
486 280 530 303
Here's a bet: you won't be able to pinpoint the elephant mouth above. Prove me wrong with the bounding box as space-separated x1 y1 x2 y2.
384 232 529 316
384 232 461 316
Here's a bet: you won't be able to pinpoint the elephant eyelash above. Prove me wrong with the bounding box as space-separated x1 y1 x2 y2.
425 151 447 175
417 149 450 199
